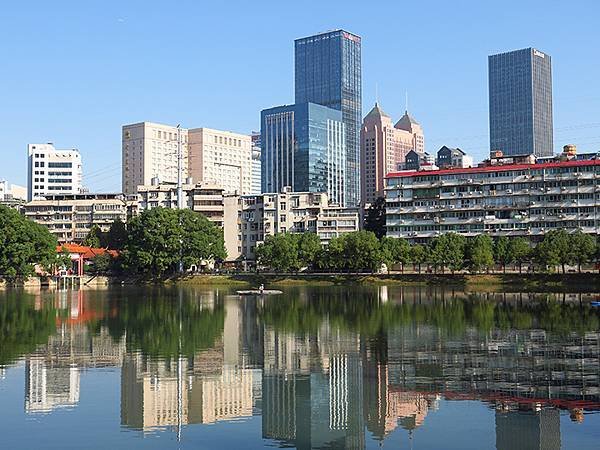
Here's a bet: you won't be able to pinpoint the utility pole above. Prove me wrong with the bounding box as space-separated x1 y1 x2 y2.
176 124 183 209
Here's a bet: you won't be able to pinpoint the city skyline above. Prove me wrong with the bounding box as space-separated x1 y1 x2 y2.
2 1 600 192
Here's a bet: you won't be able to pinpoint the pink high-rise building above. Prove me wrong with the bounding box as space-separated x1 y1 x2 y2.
360 103 424 204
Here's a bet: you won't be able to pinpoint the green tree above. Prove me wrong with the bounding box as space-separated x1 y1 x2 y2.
89 253 112 274
105 219 127 249
363 197 386 239
256 233 300 272
494 236 511 273
125 208 226 277
430 233 466 273
570 231 596 272
467 234 494 273
83 225 103 248
341 231 383 272
380 237 410 272
536 229 572 273
410 244 429 273
297 232 322 269
509 237 531 273
0 205 57 281
54 246 73 273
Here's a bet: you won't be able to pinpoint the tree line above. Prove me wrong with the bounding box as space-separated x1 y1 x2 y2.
0 206 227 280
256 229 599 274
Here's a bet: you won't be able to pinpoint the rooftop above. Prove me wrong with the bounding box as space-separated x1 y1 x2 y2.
386 158 600 179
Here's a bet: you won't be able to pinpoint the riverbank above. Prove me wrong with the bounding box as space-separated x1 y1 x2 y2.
2 272 598 292
170 272 600 293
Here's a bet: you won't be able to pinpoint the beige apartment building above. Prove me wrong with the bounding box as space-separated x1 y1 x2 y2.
238 188 360 262
122 122 189 195
135 180 240 261
24 193 128 243
188 128 253 195
360 103 425 205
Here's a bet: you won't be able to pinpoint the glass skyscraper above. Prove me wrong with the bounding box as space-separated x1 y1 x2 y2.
261 103 346 205
489 47 553 157
295 30 362 206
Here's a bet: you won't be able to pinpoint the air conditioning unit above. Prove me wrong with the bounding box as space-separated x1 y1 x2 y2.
506 189 512 194
467 179 473 183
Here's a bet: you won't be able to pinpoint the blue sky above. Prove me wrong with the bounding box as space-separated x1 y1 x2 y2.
1 0 599 191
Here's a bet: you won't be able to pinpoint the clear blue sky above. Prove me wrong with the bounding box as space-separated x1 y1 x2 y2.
1 0 599 192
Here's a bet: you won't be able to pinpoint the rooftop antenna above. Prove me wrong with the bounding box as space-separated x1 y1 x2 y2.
405 91 409 113
375 83 379 105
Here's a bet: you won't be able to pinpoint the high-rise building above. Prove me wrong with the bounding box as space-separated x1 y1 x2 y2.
188 128 253 195
121 122 189 195
251 132 262 195
489 47 553 157
360 103 425 204
261 103 346 205
27 143 82 201
295 29 362 206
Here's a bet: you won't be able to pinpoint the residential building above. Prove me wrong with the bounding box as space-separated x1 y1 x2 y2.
188 128 252 195
404 150 436 171
0 180 27 209
122 122 188 195
489 48 553 157
238 188 360 261
436 146 473 169
251 132 262 195
24 193 128 243
135 180 240 261
295 29 362 206
360 103 425 204
385 159 600 241
27 143 83 201
261 103 346 205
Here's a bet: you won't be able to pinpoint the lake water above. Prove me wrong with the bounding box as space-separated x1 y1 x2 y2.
0 285 599 449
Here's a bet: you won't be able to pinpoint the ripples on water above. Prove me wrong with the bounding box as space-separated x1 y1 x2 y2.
0 285 599 449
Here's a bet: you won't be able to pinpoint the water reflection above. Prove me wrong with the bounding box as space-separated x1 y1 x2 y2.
1 286 599 449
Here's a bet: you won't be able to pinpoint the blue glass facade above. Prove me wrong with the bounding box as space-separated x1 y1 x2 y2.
261 103 346 205
489 48 553 157
295 30 362 206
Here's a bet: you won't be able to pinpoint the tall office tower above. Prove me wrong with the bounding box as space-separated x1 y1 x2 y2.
121 122 189 195
295 29 362 206
261 103 346 205
489 47 553 157
27 143 82 201
251 132 262 194
360 103 425 204
188 128 252 195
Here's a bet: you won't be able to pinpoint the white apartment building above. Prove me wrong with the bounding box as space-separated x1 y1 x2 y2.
251 132 262 195
122 122 189 195
24 193 128 243
385 159 600 241
27 143 83 201
188 128 252 195
238 188 360 261
0 180 27 209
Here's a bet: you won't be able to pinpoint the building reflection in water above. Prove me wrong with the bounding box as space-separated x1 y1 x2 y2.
10 286 600 448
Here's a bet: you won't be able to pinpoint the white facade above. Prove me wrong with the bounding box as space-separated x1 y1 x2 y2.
188 128 252 195
27 144 82 201
24 193 128 243
238 189 360 261
122 122 189 195
251 133 262 195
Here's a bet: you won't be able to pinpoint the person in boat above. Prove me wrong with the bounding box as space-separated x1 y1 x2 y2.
259 284 264 294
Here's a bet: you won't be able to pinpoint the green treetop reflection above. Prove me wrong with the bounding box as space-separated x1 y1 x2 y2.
0 292 56 366
258 288 600 337
102 288 225 360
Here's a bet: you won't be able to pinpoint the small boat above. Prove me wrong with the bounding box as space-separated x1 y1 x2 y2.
237 289 283 296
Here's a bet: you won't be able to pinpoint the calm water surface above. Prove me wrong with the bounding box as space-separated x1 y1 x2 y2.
0 285 599 449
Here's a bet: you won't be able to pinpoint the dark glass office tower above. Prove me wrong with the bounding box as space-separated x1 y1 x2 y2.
489 47 553 157
295 30 362 206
